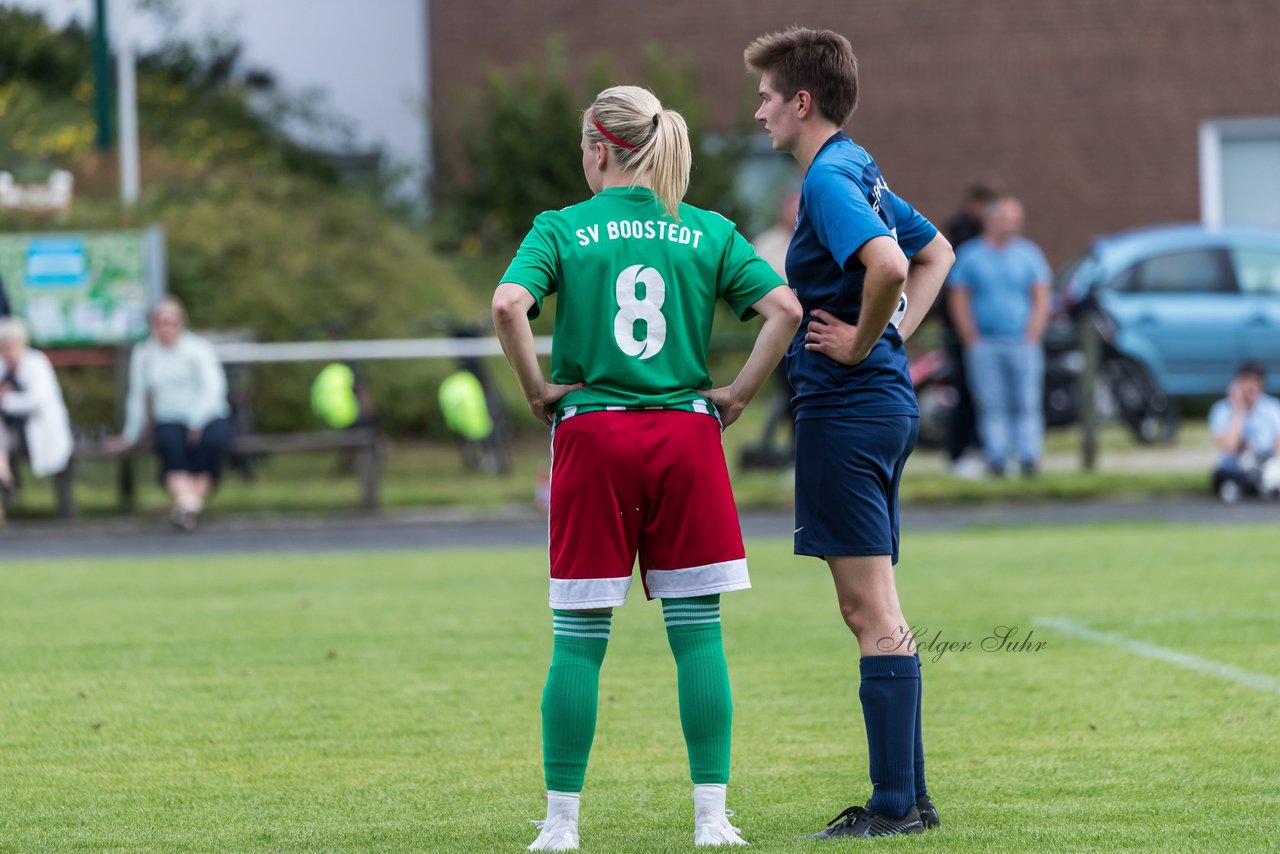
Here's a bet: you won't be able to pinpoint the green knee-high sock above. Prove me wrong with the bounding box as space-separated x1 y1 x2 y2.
663 595 732 784
541 610 611 793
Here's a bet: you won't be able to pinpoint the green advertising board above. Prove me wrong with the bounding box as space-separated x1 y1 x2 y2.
0 227 165 346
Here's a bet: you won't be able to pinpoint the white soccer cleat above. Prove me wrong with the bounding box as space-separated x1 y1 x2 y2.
694 808 748 846
528 816 579 851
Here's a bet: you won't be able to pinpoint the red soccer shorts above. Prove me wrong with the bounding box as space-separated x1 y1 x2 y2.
547 409 749 609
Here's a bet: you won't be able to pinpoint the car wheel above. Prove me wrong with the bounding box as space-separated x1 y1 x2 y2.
1044 385 1078 428
914 383 956 450
1137 408 1180 444
1105 357 1178 445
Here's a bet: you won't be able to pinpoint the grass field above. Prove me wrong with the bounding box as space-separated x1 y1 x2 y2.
2 523 1277 852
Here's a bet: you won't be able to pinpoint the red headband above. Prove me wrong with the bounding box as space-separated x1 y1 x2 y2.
591 115 639 151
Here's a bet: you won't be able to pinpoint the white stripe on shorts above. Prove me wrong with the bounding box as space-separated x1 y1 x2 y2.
645 558 750 599
549 576 632 609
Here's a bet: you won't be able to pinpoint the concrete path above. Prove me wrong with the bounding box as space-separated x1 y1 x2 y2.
1 498 1275 561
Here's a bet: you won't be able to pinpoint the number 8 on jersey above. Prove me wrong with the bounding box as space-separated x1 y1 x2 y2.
614 263 666 360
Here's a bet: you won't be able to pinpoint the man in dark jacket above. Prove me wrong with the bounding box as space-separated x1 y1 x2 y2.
941 180 1002 475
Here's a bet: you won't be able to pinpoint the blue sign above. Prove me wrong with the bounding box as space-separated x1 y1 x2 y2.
24 237 88 288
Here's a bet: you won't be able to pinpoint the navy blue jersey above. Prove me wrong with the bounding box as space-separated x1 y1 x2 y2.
785 131 937 418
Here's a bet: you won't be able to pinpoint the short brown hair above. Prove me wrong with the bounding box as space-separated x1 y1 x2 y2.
1237 360 1267 385
744 27 859 126
965 179 1005 205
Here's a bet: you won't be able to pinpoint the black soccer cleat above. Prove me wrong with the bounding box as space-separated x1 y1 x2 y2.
916 794 940 829
804 803 925 839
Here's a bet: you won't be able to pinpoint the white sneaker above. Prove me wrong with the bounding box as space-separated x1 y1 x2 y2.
694 808 748 846
169 504 198 532
948 455 986 481
528 816 579 851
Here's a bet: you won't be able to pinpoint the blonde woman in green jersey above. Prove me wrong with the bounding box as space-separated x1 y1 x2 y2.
493 85 801 850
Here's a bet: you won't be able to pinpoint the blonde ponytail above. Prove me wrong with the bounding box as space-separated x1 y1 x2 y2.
584 85 691 221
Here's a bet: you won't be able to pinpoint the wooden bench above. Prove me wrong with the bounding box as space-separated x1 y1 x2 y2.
52 427 383 518
4 429 77 520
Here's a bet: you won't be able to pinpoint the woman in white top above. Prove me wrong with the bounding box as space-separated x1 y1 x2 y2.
107 298 232 530
0 317 74 525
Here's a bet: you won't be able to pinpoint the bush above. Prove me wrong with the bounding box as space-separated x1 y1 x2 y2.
0 8 489 436
434 40 751 249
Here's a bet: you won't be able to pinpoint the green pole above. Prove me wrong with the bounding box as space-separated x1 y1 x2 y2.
93 0 112 150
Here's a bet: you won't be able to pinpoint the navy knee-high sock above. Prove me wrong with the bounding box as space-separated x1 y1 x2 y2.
859 654 919 820
914 652 928 799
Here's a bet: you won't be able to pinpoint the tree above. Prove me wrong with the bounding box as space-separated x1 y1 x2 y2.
434 41 751 249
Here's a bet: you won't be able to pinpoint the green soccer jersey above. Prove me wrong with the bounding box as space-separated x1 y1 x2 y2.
501 186 785 418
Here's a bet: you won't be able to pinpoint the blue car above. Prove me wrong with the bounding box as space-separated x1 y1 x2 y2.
1056 224 1280 398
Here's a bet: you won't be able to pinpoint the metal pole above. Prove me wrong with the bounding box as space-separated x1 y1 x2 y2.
116 1 140 206
422 0 434 209
93 0 113 150
1080 311 1100 472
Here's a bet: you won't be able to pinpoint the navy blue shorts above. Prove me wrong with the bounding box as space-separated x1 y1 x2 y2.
793 415 919 563
153 418 233 481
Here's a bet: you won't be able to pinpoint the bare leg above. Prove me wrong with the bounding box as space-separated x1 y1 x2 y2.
164 472 201 511
0 432 8 525
0 425 8 525
191 474 213 506
827 554 914 656
0 422 12 487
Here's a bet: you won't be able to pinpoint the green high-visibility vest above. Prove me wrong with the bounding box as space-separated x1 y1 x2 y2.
439 370 493 440
311 363 359 429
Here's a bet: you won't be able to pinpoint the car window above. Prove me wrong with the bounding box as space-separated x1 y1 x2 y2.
1054 254 1086 294
1231 248 1280 295
1100 264 1135 292
1131 249 1233 294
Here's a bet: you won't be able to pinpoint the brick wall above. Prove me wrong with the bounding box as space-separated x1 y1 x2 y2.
430 0 1280 264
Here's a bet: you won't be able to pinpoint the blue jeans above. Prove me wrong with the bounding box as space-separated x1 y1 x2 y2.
965 338 1044 469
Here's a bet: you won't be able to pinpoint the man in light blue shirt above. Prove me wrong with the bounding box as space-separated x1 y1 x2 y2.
946 197 1052 476
1209 362 1280 482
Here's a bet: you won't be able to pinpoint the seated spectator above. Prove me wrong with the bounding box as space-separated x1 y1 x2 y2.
0 317 73 525
1209 361 1280 500
105 298 233 530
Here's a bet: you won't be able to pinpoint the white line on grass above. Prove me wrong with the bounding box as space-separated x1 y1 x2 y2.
1034 617 1280 695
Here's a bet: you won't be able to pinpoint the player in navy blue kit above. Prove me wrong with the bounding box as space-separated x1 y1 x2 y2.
745 28 955 838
